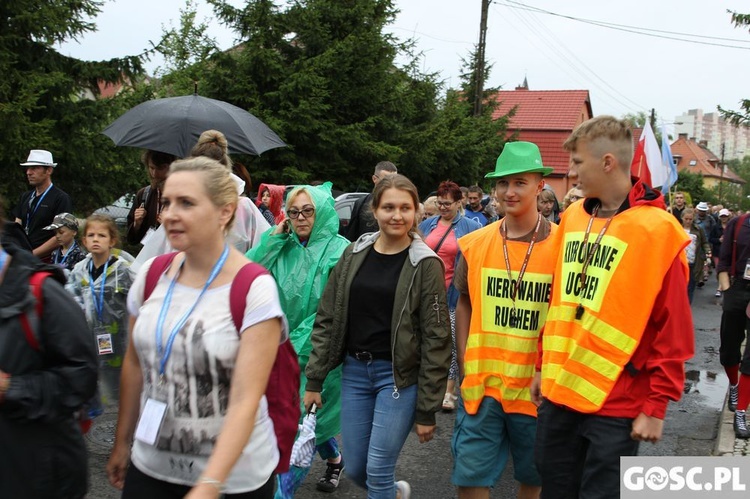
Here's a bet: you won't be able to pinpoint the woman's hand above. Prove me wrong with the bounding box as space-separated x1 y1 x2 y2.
416 424 436 443
106 442 131 490
273 220 291 236
303 391 323 412
184 482 222 499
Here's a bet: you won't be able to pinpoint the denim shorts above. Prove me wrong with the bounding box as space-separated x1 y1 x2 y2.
451 396 541 487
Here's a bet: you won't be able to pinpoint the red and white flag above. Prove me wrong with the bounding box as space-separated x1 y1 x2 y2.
630 121 666 188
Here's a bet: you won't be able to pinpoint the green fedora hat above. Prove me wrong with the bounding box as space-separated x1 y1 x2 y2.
485 141 553 179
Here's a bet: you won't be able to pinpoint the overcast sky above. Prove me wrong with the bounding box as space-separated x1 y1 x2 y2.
59 0 750 126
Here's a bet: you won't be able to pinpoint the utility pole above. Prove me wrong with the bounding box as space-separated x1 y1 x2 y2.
650 108 656 130
473 0 491 117
719 142 726 204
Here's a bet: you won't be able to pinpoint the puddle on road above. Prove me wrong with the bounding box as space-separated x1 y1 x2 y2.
683 370 728 409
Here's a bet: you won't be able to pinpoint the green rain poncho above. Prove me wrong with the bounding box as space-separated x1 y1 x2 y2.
246 182 350 443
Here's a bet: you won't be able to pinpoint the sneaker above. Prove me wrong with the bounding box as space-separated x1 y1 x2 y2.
442 393 457 412
317 459 345 492
697 281 705 288
734 411 750 439
729 384 739 412
715 290 722 298
395 480 411 499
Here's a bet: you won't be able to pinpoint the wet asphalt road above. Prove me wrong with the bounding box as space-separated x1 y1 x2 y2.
85 282 725 498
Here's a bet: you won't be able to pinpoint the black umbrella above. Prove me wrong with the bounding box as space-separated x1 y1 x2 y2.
102 94 286 158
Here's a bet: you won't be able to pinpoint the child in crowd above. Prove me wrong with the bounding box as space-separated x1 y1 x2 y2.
44 212 86 274
67 214 134 409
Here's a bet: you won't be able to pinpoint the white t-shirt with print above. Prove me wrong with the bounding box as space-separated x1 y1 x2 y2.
126 257 288 493
684 228 698 265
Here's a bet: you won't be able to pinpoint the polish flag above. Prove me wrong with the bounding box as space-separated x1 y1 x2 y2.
630 121 666 188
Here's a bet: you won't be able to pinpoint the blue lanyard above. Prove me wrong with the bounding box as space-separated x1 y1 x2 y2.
155 245 229 376
89 257 110 323
56 241 77 266
26 183 54 231
0 249 8 274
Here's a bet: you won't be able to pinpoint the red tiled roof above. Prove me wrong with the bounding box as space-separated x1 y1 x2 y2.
670 137 745 184
98 79 123 99
505 131 571 176
490 89 592 131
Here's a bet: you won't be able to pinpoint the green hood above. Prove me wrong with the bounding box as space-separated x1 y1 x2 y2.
246 181 349 442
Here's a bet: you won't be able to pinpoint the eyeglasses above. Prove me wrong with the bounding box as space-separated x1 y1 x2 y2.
287 207 315 219
436 201 456 208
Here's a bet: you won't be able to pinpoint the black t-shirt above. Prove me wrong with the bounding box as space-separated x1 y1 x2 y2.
89 256 118 281
347 246 410 357
11 185 73 249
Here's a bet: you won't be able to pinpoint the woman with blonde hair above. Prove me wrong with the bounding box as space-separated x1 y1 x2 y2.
561 187 584 212
247 182 349 496
107 156 286 498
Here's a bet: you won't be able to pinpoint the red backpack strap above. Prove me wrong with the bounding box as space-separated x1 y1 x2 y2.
229 262 270 332
19 271 52 351
228 262 301 474
144 252 179 301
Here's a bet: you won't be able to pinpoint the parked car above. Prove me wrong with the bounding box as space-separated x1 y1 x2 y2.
334 192 369 236
93 194 134 227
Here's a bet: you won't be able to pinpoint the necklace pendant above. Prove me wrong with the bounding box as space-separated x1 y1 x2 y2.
576 305 585 320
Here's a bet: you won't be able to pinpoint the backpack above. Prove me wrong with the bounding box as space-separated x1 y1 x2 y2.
19 271 94 434
144 252 300 474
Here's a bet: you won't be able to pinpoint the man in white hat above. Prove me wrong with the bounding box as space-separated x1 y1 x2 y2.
10 150 73 260
451 141 557 499
695 201 716 245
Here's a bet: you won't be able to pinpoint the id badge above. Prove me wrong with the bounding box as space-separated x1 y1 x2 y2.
134 398 167 446
140 227 156 245
96 333 114 355
744 262 750 281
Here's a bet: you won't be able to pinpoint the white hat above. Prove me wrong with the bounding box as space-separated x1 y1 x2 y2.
696 201 709 211
719 208 731 217
20 149 57 167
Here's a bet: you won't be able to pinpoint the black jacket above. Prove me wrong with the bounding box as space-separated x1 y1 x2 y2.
0 242 97 499
345 193 378 242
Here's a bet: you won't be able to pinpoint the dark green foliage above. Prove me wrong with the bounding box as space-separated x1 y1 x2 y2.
168 0 511 196
673 170 706 206
1 0 512 218
719 11 750 127
0 0 149 216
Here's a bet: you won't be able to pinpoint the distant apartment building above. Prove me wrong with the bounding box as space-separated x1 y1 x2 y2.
674 109 750 161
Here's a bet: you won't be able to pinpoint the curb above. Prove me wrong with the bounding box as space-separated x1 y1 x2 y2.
714 392 736 456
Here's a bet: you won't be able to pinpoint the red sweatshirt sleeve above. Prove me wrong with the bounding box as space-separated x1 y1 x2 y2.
640 256 695 418
601 256 694 419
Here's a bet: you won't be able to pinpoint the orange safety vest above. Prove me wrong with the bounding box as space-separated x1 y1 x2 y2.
541 203 689 413
459 221 559 417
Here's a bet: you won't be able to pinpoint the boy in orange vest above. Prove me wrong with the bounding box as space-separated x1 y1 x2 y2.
531 116 694 498
452 142 559 499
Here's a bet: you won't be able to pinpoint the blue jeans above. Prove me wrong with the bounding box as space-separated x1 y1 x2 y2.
341 356 417 499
